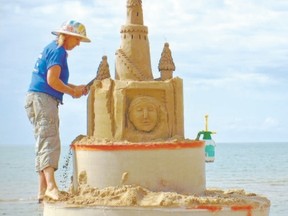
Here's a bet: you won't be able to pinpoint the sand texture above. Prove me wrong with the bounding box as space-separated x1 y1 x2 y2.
72 135 192 146
46 185 270 210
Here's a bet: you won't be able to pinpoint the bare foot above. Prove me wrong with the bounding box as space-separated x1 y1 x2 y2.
45 188 59 200
38 188 46 203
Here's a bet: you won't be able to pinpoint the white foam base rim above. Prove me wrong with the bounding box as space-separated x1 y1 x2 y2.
44 203 269 216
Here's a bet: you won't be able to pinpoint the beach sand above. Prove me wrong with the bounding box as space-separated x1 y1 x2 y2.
45 184 270 210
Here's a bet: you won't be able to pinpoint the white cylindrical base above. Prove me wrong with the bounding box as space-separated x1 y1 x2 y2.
72 141 205 195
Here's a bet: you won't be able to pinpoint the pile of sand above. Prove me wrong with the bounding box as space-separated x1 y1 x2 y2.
46 185 270 209
71 135 194 146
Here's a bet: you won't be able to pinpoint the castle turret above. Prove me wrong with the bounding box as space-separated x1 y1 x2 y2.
158 42 175 80
96 56 111 80
115 0 153 81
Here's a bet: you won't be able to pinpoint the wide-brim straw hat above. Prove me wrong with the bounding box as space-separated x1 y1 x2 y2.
52 20 91 43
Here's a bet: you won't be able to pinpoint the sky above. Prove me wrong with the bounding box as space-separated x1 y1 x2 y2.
0 0 287 146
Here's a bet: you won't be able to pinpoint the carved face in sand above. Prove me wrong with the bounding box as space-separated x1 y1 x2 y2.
128 97 159 132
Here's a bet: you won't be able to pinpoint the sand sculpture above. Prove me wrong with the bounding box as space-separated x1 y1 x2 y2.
43 1 270 215
84 0 183 143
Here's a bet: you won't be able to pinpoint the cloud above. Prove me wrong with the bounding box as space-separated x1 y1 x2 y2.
184 71 279 96
142 0 288 76
228 116 279 131
261 117 279 129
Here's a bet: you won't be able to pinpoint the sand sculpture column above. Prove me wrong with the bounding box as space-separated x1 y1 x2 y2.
87 56 113 139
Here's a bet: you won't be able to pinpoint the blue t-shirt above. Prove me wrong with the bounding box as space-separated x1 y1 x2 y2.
28 41 69 103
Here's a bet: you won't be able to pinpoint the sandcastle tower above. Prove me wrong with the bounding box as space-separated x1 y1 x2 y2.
44 1 270 215
115 0 153 81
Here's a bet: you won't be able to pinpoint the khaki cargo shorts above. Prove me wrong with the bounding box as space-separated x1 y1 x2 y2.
25 92 60 172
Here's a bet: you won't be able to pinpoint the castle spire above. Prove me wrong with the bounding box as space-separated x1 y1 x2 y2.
126 0 143 25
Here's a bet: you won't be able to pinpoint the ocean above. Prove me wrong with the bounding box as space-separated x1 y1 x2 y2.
0 142 287 215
